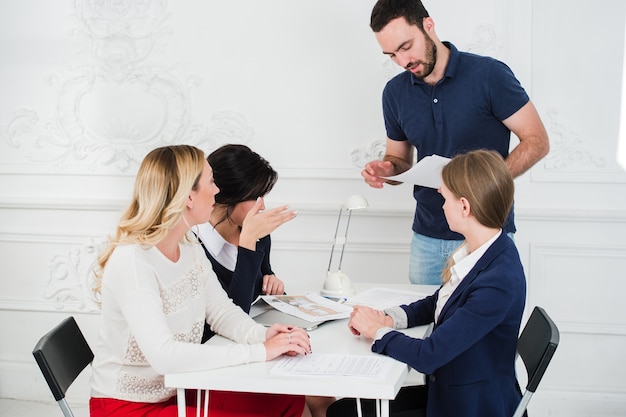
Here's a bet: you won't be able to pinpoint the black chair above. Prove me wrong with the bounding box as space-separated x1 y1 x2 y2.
32 316 94 417
323 306 561 417
512 306 560 417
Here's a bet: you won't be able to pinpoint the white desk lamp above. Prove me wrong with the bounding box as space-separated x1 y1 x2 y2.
321 194 369 297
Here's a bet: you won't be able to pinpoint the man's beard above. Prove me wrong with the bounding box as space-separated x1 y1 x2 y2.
406 34 437 79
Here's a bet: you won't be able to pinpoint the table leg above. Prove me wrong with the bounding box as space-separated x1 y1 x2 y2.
176 388 186 417
379 399 389 417
203 390 210 417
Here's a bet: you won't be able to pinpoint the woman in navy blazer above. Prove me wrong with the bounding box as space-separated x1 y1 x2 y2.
328 150 526 417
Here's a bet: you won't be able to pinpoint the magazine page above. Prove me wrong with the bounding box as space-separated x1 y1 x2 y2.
258 293 353 322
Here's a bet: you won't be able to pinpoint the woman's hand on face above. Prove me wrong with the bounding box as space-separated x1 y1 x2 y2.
262 274 285 295
239 198 297 250
264 324 311 360
347 305 388 339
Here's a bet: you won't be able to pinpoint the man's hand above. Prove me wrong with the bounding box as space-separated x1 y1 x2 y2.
361 160 397 188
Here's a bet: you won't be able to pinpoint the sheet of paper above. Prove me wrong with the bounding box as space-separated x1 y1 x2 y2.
257 293 353 322
345 287 429 309
271 354 395 378
383 154 451 188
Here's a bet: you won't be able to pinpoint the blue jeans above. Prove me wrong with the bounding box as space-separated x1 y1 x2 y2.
409 233 463 285
408 232 515 285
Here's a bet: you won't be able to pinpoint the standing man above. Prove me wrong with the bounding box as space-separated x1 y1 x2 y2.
362 0 549 285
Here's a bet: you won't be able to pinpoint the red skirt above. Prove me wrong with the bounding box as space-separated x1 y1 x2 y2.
90 390 305 417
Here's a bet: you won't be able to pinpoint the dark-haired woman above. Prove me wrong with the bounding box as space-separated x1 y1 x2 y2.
197 144 295 333
197 144 335 417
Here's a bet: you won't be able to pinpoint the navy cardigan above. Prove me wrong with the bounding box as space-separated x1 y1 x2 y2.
199 235 273 342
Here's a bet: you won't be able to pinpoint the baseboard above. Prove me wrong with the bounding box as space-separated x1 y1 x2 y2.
0 359 91 406
527 389 626 417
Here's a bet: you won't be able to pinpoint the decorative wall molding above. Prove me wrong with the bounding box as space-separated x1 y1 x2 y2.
272 240 409 255
72 0 172 65
0 233 104 312
0 196 405 216
350 140 386 169
0 92 254 175
529 243 626 336
46 236 105 312
0 228 410 314
0 0 253 175
0 232 99 245
0 197 128 211
3 196 625 222
532 107 626 184
514 208 626 223
464 23 503 57
0 298 100 314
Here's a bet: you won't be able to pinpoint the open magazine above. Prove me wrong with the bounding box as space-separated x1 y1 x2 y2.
252 293 353 322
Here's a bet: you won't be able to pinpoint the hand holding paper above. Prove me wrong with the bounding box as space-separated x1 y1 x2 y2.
383 154 451 189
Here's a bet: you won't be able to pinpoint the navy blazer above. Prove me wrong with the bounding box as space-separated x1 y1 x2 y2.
372 233 526 417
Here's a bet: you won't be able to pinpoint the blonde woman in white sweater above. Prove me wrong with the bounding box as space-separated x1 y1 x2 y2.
90 145 309 417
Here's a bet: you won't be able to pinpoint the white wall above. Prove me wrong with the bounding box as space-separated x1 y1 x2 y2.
1 1 625 416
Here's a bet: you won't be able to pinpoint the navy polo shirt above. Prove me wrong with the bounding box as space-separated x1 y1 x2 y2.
382 42 528 240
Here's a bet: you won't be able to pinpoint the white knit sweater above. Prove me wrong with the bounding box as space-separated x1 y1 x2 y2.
90 239 267 403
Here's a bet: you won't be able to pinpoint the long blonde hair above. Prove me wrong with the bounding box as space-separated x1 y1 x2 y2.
440 150 514 283
93 145 205 295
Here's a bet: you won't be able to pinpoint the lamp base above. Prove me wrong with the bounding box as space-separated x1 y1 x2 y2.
321 271 356 297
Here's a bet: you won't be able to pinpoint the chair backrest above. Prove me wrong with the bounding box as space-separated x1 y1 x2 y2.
32 316 94 416
512 306 559 417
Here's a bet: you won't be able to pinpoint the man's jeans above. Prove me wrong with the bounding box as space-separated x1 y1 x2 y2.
408 232 515 285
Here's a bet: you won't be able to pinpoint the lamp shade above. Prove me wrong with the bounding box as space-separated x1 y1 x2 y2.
342 194 369 210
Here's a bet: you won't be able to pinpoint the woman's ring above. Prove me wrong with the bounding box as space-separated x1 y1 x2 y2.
287 334 292 342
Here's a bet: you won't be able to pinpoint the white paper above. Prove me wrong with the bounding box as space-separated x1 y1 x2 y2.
383 154 451 188
271 354 395 379
345 287 429 309
256 293 353 322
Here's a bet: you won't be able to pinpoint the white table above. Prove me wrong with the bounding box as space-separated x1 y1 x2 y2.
164 284 438 417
